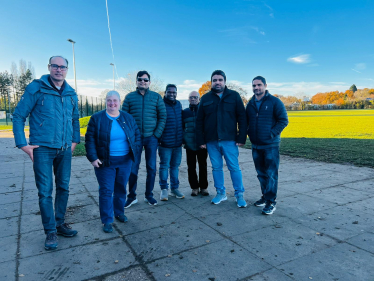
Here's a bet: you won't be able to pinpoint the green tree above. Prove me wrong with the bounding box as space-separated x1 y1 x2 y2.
349 84 357 92
0 71 13 112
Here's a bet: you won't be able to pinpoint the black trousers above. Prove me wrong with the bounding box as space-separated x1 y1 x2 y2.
186 149 208 190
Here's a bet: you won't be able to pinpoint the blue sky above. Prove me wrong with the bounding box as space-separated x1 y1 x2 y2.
1 0 373 99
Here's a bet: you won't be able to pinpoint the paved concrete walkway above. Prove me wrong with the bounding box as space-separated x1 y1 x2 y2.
1 133 374 281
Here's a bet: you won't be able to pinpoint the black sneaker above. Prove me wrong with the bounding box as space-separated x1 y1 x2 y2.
124 197 138 209
56 223 78 237
115 214 128 223
144 197 158 206
254 198 266 207
262 202 276 215
45 232 58 250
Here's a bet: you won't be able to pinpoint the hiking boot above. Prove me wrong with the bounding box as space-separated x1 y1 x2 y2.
211 193 227 205
170 189 185 199
235 193 247 208
254 198 266 207
191 189 199 196
103 223 113 233
144 197 158 206
45 232 58 251
56 223 78 237
200 188 209 196
262 202 276 215
115 214 128 223
160 189 169 201
125 197 138 209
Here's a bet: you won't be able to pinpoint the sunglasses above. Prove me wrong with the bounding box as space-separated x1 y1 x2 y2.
137 78 149 82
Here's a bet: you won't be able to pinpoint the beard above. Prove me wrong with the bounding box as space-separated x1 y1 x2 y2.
211 85 225 93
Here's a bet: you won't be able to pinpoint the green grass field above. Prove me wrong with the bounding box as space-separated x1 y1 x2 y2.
244 109 374 167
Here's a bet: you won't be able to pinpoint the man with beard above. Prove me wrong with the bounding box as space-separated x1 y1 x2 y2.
122 71 167 207
196 70 247 207
182 91 209 196
246 76 288 215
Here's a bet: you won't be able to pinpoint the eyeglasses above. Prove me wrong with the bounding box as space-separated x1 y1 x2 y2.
189 96 199 99
49 64 68 71
137 78 149 82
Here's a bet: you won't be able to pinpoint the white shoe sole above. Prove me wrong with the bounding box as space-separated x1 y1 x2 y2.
211 196 227 205
124 198 138 209
170 192 185 199
236 199 247 208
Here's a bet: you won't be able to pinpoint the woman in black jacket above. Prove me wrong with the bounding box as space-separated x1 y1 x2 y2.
85 91 141 233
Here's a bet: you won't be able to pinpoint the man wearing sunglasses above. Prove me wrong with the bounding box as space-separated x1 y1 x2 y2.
13 56 80 250
122 71 166 207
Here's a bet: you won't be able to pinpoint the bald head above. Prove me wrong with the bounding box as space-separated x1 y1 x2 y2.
189 91 200 105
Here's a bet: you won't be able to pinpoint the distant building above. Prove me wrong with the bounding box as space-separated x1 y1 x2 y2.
302 96 310 102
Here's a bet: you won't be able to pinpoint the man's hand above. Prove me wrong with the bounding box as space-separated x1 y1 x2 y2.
91 159 102 168
21 145 39 162
71 142 78 154
200 144 206 149
236 143 245 147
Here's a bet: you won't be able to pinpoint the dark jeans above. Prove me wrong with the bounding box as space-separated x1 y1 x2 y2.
94 155 132 224
252 147 280 204
128 135 158 199
33 146 72 234
186 149 208 190
158 146 182 190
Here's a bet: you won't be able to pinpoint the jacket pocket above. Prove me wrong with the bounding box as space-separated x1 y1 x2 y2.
223 99 235 111
203 100 215 114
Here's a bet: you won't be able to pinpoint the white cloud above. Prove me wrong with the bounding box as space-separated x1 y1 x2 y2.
287 54 311 64
352 69 361 73
177 80 204 99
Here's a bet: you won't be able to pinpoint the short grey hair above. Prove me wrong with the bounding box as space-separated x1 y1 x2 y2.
49 56 69 66
106 90 121 101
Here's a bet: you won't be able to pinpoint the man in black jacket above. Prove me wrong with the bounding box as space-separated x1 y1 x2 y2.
196 70 247 207
246 76 289 215
182 91 208 196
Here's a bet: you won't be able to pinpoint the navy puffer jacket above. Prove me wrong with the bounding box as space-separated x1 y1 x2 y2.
246 91 288 149
182 104 199 151
159 98 183 148
85 110 141 167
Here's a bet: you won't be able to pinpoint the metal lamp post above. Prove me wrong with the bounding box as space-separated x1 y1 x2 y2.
67 39 77 93
110 63 115 90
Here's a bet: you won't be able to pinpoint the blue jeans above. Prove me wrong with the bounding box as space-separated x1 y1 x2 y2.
252 147 280 204
206 140 245 196
158 146 182 190
95 155 132 224
33 146 72 234
128 135 158 199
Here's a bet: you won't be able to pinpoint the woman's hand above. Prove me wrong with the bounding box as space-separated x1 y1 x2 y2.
91 159 102 168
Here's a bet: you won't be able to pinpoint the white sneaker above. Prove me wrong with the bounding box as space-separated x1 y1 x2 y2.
160 189 169 201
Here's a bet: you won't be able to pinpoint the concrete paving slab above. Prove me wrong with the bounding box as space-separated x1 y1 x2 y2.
147 239 272 281
0 201 20 219
18 238 137 281
126 218 223 262
341 179 374 192
346 232 374 254
0 191 21 204
65 203 101 224
276 194 338 218
278 243 374 281
0 235 17 263
0 260 16 281
0 181 22 194
102 266 151 281
345 196 374 213
20 213 43 233
231 220 337 267
295 205 374 240
0 216 18 238
247 268 294 281
20 219 120 258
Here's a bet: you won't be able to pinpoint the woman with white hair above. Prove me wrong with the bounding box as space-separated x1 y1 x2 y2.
85 91 141 233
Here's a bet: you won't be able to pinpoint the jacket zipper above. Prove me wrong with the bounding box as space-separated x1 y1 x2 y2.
172 103 177 146
61 96 65 149
142 94 145 136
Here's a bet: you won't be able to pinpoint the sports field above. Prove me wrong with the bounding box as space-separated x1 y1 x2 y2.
283 110 374 139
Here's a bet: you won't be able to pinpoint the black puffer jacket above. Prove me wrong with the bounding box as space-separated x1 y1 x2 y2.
159 98 183 148
182 103 199 151
196 87 247 146
246 91 289 149
85 110 141 166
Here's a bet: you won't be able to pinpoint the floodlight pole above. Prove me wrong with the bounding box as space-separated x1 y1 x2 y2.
67 39 77 93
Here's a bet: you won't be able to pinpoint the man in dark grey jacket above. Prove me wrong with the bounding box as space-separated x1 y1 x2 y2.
13 56 80 250
246 76 289 215
122 71 167 207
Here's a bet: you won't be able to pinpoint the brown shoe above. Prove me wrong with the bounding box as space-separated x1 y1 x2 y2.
191 189 199 196
200 188 209 196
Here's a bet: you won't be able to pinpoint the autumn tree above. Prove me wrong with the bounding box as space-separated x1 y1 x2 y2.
349 84 357 92
198 81 211 97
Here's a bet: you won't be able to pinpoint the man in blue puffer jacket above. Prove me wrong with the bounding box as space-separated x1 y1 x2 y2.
246 76 289 215
158 84 184 201
13 56 80 250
